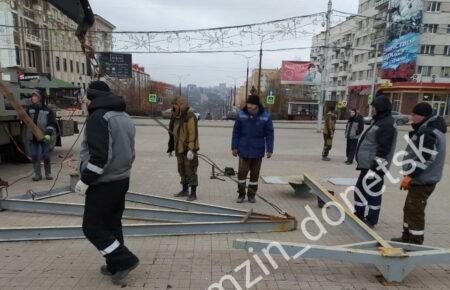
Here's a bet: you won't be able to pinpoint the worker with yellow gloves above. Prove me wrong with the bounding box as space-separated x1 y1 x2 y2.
27 90 57 181
392 103 447 245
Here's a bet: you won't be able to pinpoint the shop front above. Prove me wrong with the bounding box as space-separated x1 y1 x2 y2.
288 101 318 120
379 82 450 120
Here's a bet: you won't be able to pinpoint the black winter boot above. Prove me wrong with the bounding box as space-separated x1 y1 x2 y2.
105 246 139 285
174 184 189 197
187 186 197 201
391 227 410 243
32 162 42 181
44 161 53 180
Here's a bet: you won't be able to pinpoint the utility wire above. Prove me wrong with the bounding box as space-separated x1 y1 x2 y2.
0 12 325 34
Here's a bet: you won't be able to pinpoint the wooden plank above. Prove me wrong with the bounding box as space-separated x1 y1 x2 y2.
304 173 398 252
0 80 44 141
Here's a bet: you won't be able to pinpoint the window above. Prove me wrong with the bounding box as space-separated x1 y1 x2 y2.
70 60 73 73
15 46 20 65
419 66 432 77
427 1 441 12
423 24 438 33
441 67 450 77
45 51 50 68
76 61 80 74
11 13 18 30
445 46 450 56
56 56 60 71
392 93 401 112
82 63 85 75
27 47 36 68
448 25 450 33
63 58 67 72
420 45 435 55
358 71 364 80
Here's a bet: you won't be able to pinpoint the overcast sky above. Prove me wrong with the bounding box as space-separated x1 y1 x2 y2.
90 0 358 87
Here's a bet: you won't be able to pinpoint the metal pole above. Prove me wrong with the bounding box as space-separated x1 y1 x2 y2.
257 39 263 97
246 60 249 99
317 0 332 133
369 41 379 117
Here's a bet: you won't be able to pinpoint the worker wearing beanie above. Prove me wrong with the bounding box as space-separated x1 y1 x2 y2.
392 102 447 245
231 93 274 203
27 90 57 181
75 81 139 284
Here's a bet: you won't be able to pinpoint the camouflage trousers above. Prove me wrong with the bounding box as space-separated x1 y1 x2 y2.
176 153 199 187
322 134 334 157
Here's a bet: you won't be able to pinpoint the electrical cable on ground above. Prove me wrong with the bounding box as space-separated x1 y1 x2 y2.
152 117 289 217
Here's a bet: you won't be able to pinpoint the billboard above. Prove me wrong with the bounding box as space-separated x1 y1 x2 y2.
381 0 422 80
281 61 321 85
98 52 133 79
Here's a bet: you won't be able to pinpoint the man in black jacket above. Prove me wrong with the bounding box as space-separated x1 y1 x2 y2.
345 109 364 164
392 103 447 244
354 95 397 228
27 90 57 181
75 81 139 285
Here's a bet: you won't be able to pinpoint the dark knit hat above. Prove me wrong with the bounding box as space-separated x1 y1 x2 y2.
412 102 433 117
246 94 261 106
88 81 110 92
87 81 110 100
31 90 42 99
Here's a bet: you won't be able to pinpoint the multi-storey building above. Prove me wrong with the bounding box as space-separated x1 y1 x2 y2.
311 0 450 119
0 0 115 91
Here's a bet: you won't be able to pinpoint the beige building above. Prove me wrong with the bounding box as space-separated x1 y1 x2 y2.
0 0 115 90
236 68 280 107
311 0 450 119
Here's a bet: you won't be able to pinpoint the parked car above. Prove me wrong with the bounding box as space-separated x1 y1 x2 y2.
204 112 212 120
194 112 201 120
162 108 172 119
226 110 237 120
363 111 409 125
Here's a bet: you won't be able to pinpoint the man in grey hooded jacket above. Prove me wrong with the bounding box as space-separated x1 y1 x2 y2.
76 81 139 284
392 102 447 245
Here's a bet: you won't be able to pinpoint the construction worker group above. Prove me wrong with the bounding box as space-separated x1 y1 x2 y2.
29 79 443 284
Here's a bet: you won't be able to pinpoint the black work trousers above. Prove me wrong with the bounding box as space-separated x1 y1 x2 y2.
346 138 358 163
82 178 138 274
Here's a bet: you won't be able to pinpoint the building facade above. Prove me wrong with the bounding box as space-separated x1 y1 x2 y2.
311 0 450 119
0 0 115 91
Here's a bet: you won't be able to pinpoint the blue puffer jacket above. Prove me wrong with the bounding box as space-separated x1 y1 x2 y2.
232 107 274 159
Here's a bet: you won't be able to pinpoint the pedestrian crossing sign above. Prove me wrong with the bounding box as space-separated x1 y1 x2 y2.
266 91 275 105
148 93 158 103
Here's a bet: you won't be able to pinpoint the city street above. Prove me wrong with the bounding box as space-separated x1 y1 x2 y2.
1 119 450 289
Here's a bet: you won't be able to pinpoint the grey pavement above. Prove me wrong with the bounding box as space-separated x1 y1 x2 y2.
1 120 450 289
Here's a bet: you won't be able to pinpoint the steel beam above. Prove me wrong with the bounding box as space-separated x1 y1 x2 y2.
126 191 270 218
11 186 72 201
0 220 297 242
233 239 450 283
303 174 395 251
0 199 269 223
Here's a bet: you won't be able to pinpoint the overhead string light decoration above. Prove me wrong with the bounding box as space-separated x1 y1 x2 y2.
84 12 326 53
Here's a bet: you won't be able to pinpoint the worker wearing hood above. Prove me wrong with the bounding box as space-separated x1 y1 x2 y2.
353 95 398 228
167 97 200 201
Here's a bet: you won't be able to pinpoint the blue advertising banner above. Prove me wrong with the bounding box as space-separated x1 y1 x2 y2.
382 0 422 80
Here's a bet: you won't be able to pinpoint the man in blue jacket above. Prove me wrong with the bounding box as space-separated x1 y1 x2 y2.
232 94 274 203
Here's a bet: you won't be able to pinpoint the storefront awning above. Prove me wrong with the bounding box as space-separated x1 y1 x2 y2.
20 77 78 89
49 78 79 89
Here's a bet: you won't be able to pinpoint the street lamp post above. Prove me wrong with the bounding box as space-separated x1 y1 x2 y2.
234 53 257 100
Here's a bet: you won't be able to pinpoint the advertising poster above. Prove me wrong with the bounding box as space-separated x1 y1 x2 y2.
381 0 422 80
281 61 322 85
